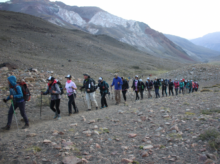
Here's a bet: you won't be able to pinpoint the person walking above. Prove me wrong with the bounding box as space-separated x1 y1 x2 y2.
192 80 195 92
153 77 160 98
188 80 192 93
194 82 199 92
145 77 153 98
121 77 129 102
168 79 174 96
131 75 141 100
80 73 98 111
179 79 185 94
42 76 62 119
111 73 123 105
139 79 145 100
174 79 179 96
98 77 109 109
161 79 168 97
65 75 78 116
2 76 29 130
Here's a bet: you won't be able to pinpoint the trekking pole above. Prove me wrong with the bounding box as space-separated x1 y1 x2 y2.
10 100 19 131
40 91 42 119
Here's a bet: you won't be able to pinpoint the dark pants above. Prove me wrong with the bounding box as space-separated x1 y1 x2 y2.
140 90 144 99
169 87 174 96
7 101 28 126
180 87 184 94
195 88 198 92
162 87 167 96
122 90 127 101
189 87 192 93
155 88 160 98
50 99 60 114
101 92 108 107
135 91 140 100
68 94 77 114
175 88 178 95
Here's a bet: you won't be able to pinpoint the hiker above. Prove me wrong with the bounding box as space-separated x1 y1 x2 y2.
174 79 179 96
65 75 78 116
98 77 109 109
184 80 187 93
146 77 153 98
80 73 98 111
168 79 174 96
121 77 129 102
131 75 141 100
139 79 145 100
2 76 29 130
188 80 192 93
192 80 195 92
179 79 185 94
161 79 168 97
153 77 160 98
42 76 61 119
194 82 199 92
111 73 123 105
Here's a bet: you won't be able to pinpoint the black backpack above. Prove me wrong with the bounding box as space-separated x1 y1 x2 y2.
15 82 31 101
56 81 64 95
88 78 97 92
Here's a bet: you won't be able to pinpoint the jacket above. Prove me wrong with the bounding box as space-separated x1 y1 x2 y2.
179 82 185 88
122 80 129 91
146 81 153 89
65 81 77 96
111 77 123 90
192 82 195 88
131 80 141 91
174 81 179 89
81 77 96 93
43 80 61 100
189 81 192 88
169 81 174 88
7 76 24 103
194 83 199 88
139 81 146 91
153 80 160 89
98 81 108 94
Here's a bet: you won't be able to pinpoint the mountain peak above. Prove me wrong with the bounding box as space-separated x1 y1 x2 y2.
11 0 50 3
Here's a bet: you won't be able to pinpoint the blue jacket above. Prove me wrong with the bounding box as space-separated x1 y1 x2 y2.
7 76 24 102
111 77 123 90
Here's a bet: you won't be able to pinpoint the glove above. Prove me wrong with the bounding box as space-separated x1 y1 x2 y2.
3 99 7 103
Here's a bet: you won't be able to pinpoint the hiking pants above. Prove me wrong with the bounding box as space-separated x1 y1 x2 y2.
85 92 98 109
50 99 61 114
135 91 140 100
122 90 127 101
68 94 77 114
192 88 195 92
175 88 178 96
162 87 167 97
7 101 29 126
195 88 198 92
169 87 174 96
180 87 184 94
155 88 160 98
189 87 192 93
101 92 108 108
140 90 144 99
114 90 121 104
147 89 152 98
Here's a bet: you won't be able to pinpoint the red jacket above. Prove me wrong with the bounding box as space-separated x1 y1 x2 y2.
174 81 179 88
194 83 199 88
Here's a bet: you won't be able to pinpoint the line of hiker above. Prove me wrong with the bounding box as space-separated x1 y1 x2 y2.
1 74 199 131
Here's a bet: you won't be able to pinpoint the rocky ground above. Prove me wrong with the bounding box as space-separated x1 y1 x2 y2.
1 65 220 164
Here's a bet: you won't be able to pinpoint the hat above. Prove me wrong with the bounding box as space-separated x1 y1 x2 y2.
180 79 182 81
147 77 150 80
185 80 187 82
99 77 103 80
83 73 89 76
139 79 142 82
114 73 118 77
47 76 54 81
135 75 138 78
161 79 163 81
65 74 71 78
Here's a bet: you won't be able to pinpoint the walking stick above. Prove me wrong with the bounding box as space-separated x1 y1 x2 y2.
10 100 19 131
40 93 42 119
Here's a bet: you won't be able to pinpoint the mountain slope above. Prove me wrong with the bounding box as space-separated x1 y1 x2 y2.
191 32 220 52
165 34 220 62
0 0 195 62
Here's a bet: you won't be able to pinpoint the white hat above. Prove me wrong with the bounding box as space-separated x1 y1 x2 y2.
65 74 71 78
185 80 187 82
99 77 103 80
180 79 182 80
147 77 150 80
161 79 163 81
139 79 142 82
135 75 138 78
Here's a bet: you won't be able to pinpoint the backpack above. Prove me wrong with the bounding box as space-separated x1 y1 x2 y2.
15 82 31 101
103 81 109 93
88 78 97 92
56 81 64 95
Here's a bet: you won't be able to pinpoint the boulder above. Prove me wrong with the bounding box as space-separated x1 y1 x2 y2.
62 156 82 164
24 77 35 82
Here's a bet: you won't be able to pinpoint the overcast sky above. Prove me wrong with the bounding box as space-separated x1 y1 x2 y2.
1 0 219 39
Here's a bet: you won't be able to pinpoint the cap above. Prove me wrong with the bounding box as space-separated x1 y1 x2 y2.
99 77 103 80
147 77 150 80
139 79 142 82
161 79 163 81
47 76 54 81
83 73 89 76
65 74 71 78
185 80 187 82
135 75 138 78
114 73 118 77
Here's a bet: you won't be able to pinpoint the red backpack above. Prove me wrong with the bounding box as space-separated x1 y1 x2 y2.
15 82 31 101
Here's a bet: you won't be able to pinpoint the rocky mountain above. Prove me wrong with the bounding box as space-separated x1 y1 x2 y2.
0 0 195 62
165 34 220 62
191 32 220 52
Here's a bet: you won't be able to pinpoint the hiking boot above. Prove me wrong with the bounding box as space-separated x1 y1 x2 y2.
54 113 58 119
69 113 72 116
22 124 29 129
57 114 61 120
96 107 98 110
76 108 79 113
1 125 10 130
87 109 91 111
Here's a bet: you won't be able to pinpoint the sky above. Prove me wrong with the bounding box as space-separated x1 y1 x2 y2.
0 0 219 39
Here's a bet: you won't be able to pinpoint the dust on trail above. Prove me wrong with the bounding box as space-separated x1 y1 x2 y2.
1 85 220 164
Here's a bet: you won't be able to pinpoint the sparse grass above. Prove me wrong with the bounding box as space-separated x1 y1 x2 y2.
160 145 166 149
99 128 109 134
76 156 82 159
201 109 220 115
185 112 195 115
132 161 140 164
183 102 189 105
0 36 10 41
168 133 182 139
131 66 140 69
25 146 41 153
36 95 50 107
139 146 144 149
200 89 212 92
214 90 219 92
